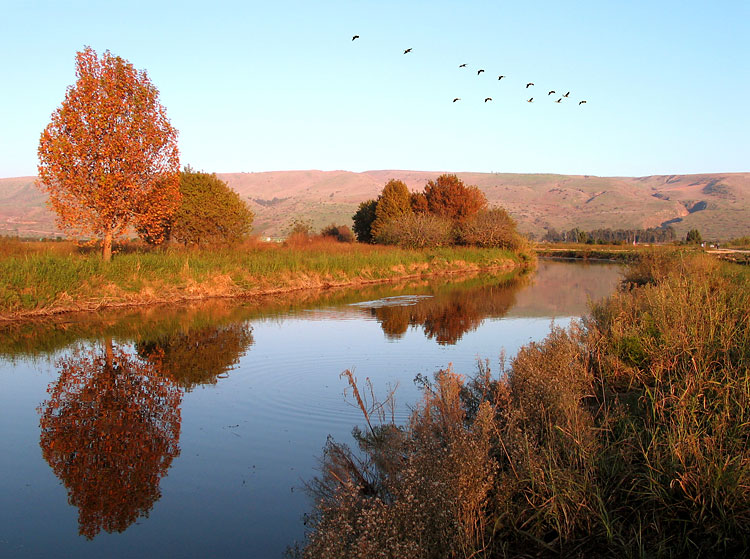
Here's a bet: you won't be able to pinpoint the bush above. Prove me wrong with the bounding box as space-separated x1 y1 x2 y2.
321 224 355 243
352 200 377 243
373 213 453 248
458 207 523 249
169 168 254 246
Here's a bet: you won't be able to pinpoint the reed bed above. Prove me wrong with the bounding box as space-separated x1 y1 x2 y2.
298 252 749 558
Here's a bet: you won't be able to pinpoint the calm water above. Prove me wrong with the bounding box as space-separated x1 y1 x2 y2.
0 260 622 558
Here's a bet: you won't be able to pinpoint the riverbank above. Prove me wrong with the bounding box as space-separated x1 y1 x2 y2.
299 251 750 558
0 240 533 320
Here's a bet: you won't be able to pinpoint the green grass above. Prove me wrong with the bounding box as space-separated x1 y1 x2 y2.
0 238 530 316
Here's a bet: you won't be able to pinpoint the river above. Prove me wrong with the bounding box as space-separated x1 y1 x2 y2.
0 259 622 558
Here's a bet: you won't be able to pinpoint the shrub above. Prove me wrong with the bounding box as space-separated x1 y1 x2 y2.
321 224 355 243
458 207 523 249
169 168 254 246
373 213 453 248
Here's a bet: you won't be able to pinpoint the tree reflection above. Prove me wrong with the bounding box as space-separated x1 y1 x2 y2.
370 277 527 345
136 322 254 391
38 340 182 539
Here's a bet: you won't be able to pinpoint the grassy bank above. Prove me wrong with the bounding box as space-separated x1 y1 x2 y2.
0 238 532 319
298 252 749 558
534 242 681 262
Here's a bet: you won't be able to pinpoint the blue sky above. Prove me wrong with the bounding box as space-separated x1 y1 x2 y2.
1 0 748 178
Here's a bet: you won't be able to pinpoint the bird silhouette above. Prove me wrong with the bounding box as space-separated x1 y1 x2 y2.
459 63 467 68
352 35 359 41
548 90 555 95
498 75 505 80
563 92 570 97
453 98 461 103
579 100 587 105
477 69 485 75
403 48 412 54
527 97 533 102
555 98 562 103
484 97 492 102
526 82 534 88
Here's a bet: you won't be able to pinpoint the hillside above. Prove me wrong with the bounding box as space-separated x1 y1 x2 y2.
1 171 748 240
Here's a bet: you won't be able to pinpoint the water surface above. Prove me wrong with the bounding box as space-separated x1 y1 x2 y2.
0 260 622 558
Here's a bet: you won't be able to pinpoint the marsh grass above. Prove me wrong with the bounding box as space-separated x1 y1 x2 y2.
0 236 528 315
298 252 749 558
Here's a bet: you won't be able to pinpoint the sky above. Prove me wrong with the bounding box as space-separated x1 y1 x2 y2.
1 0 748 178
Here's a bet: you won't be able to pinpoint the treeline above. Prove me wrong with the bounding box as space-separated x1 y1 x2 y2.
542 225 676 244
352 174 526 250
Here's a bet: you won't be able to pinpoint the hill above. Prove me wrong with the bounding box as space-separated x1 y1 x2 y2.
1 171 748 240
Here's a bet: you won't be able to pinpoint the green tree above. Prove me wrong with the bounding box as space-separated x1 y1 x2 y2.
371 179 413 241
352 199 378 243
169 168 253 246
686 228 702 244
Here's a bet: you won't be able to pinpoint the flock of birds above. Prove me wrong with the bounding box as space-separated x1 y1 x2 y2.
351 35 588 106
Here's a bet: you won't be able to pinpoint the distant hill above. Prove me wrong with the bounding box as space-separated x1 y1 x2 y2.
2 171 748 240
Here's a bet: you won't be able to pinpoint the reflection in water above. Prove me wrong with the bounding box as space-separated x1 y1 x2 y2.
136 323 254 391
363 275 528 344
38 340 182 539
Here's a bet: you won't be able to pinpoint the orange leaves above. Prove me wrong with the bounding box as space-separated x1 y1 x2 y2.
37 47 180 259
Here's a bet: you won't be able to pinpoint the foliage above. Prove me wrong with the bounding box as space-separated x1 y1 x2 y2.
168 168 253 246
37 47 180 261
410 191 429 213
458 207 524 249
39 340 181 538
299 253 750 557
370 179 413 240
352 199 378 243
686 228 703 244
286 218 315 241
424 174 487 223
543 225 676 244
374 213 454 248
321 224 355 243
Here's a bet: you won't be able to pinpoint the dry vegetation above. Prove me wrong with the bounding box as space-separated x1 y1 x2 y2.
295 252 750 558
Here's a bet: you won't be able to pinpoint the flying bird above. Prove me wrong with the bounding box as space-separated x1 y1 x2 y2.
548 90 555 95
453 98 461 102
352 35 359 41
527 97 534 102
563 92 570 97
403 48 412 54
477 69 485 75
498 75 505 80
526 82 534 88
579 100 587 105
555 98 562 103
484 97 492 102
459 63 467 68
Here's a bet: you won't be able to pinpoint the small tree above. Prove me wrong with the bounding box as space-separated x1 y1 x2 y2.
38 47 180 261
375 213 453 248
352 199 378 243
424 174 487 223
686 229 702 244
371 179 413 240
170 168 253 246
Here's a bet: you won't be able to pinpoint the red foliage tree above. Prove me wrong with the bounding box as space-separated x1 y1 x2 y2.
38 47 180 260
424 174 487 223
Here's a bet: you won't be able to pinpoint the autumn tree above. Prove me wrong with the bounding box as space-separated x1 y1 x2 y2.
352 199 378 243
424 174 487 223
169 168 254 246
38 47 180 261
371 179 413 241
459 207 524 249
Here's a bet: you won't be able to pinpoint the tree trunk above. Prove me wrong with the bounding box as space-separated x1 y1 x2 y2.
102 230 113 262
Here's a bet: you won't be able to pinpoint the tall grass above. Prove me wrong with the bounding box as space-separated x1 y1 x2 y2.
297 252 750 558
0 236 531 315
